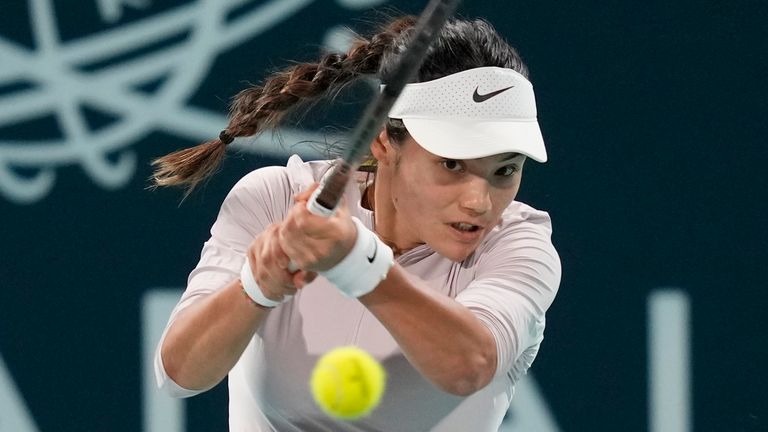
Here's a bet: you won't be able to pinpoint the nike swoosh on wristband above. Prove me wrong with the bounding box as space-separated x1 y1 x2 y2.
472 85 515 103
366 240 377 263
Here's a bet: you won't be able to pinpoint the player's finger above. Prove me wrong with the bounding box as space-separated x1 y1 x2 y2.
268 227 291 271
254 225 299 296
292 270 318 288
277 224 299 263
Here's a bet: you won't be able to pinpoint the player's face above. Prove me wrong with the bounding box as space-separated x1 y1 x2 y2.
388 136 525 261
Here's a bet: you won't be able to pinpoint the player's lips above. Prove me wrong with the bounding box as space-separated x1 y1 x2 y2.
447 221 485 241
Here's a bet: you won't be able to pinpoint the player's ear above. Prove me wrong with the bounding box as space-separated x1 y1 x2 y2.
371 129 395 165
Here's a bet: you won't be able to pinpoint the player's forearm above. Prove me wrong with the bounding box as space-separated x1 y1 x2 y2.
160 279 268 391
359 266 497 396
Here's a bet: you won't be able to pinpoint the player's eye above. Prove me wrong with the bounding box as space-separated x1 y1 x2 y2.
441 160 463 172
495 165 519 177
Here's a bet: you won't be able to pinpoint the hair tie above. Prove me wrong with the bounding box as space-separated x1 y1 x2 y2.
219 130 235 145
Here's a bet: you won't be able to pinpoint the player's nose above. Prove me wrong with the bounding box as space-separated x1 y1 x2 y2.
458 177 492 216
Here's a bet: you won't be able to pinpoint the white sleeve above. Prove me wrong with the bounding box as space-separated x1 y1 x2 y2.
153 166 292 397
455 214 561 379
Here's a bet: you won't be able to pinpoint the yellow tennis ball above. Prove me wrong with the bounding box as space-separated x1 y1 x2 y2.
310 346 386 420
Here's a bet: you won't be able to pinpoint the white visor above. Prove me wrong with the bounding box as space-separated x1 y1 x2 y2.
387 67 547 162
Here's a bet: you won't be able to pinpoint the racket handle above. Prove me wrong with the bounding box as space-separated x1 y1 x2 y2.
306 185 336 217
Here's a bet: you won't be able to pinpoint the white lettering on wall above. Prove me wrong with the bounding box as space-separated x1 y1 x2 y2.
0 354 39 432
648 289 691 432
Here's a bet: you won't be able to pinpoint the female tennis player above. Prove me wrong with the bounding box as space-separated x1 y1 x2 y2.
152 16 560 432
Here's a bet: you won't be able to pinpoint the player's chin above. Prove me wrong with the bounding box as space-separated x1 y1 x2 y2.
436 243 480 262
433 228 485 261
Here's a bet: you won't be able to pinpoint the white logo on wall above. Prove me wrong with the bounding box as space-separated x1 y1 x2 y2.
0 0 382 205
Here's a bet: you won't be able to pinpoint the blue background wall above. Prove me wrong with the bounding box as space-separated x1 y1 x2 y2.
1 0 766 430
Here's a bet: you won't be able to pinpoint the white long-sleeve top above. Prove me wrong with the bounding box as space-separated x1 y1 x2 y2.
155 155 561 431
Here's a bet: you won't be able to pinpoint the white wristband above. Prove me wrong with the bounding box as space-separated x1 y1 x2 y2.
321 217 394 298
240 257 292 308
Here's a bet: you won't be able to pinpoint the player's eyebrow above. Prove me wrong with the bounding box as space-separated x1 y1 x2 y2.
498 152 522 162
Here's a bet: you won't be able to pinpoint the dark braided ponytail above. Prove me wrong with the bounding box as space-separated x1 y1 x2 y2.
151 16 416 197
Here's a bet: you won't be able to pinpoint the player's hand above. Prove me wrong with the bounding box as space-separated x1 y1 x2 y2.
279 183 357 272
245 223 317 302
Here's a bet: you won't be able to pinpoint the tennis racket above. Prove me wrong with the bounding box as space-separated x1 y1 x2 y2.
306 0 462 217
